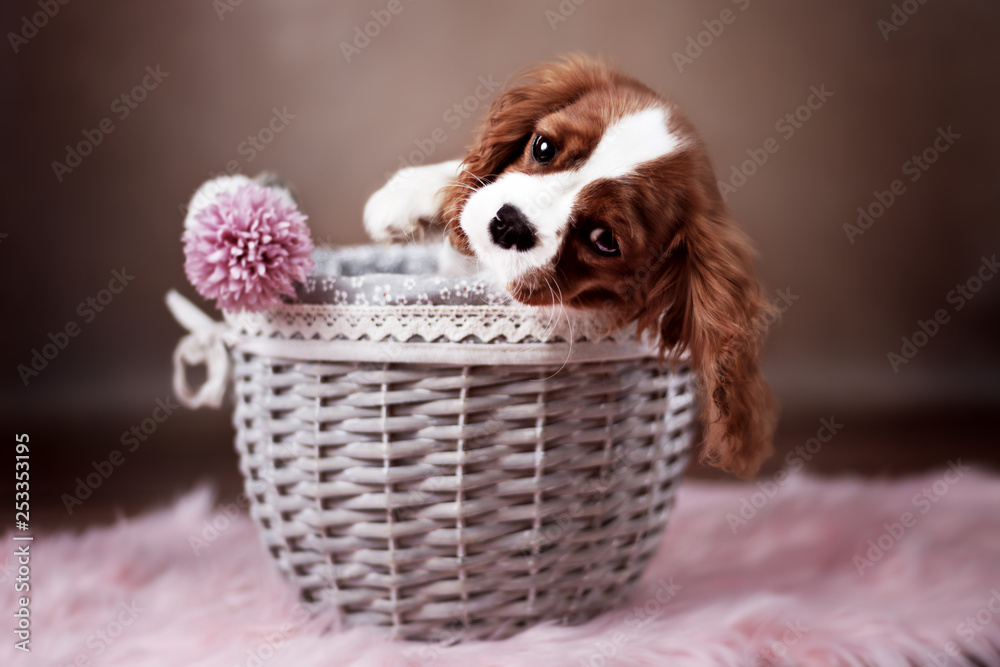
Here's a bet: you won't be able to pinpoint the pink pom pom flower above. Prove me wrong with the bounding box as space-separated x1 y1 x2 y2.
182 179 314 312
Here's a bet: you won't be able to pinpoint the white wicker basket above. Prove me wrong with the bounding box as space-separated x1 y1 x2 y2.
171 245 695 642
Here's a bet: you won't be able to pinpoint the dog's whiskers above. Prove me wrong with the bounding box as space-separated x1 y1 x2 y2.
460 167 487 188
445 179 478 193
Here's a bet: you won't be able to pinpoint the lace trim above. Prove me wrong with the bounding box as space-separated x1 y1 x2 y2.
224 303 642 346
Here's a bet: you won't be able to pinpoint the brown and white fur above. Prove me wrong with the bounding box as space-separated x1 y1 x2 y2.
364 56 776 478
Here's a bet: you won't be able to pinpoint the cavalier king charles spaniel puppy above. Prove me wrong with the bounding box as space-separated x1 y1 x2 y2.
364 56 776 478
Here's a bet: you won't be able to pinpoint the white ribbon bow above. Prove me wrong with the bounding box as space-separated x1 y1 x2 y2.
165 290 235 409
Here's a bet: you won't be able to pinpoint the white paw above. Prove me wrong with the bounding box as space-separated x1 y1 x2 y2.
363 159 460 242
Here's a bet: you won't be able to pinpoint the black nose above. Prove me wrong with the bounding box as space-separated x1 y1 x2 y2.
489 204 536 251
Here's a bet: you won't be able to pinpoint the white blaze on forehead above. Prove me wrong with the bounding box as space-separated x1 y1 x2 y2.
460 105 681 286
581 105 680 180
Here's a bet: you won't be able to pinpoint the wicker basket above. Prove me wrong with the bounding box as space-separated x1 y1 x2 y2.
173 245 695 642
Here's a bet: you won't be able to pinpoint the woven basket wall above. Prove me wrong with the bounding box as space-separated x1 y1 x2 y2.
229 338 694 642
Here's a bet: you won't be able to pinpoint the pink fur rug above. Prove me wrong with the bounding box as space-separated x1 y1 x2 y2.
9 468 1000 666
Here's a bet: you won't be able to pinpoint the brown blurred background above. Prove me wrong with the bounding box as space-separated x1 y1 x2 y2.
3 1 998 527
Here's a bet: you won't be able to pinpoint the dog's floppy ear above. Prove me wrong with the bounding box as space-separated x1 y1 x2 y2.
441 55 614 251
640 206 777 478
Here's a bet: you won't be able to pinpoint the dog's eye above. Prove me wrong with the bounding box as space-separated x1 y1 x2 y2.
531 135 557 164
589 227 620 256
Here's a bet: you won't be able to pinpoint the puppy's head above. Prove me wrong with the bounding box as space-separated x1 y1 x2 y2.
441 56 776 478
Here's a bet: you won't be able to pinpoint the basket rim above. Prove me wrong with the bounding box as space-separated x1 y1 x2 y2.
223 300 658 350
235 335 676 365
